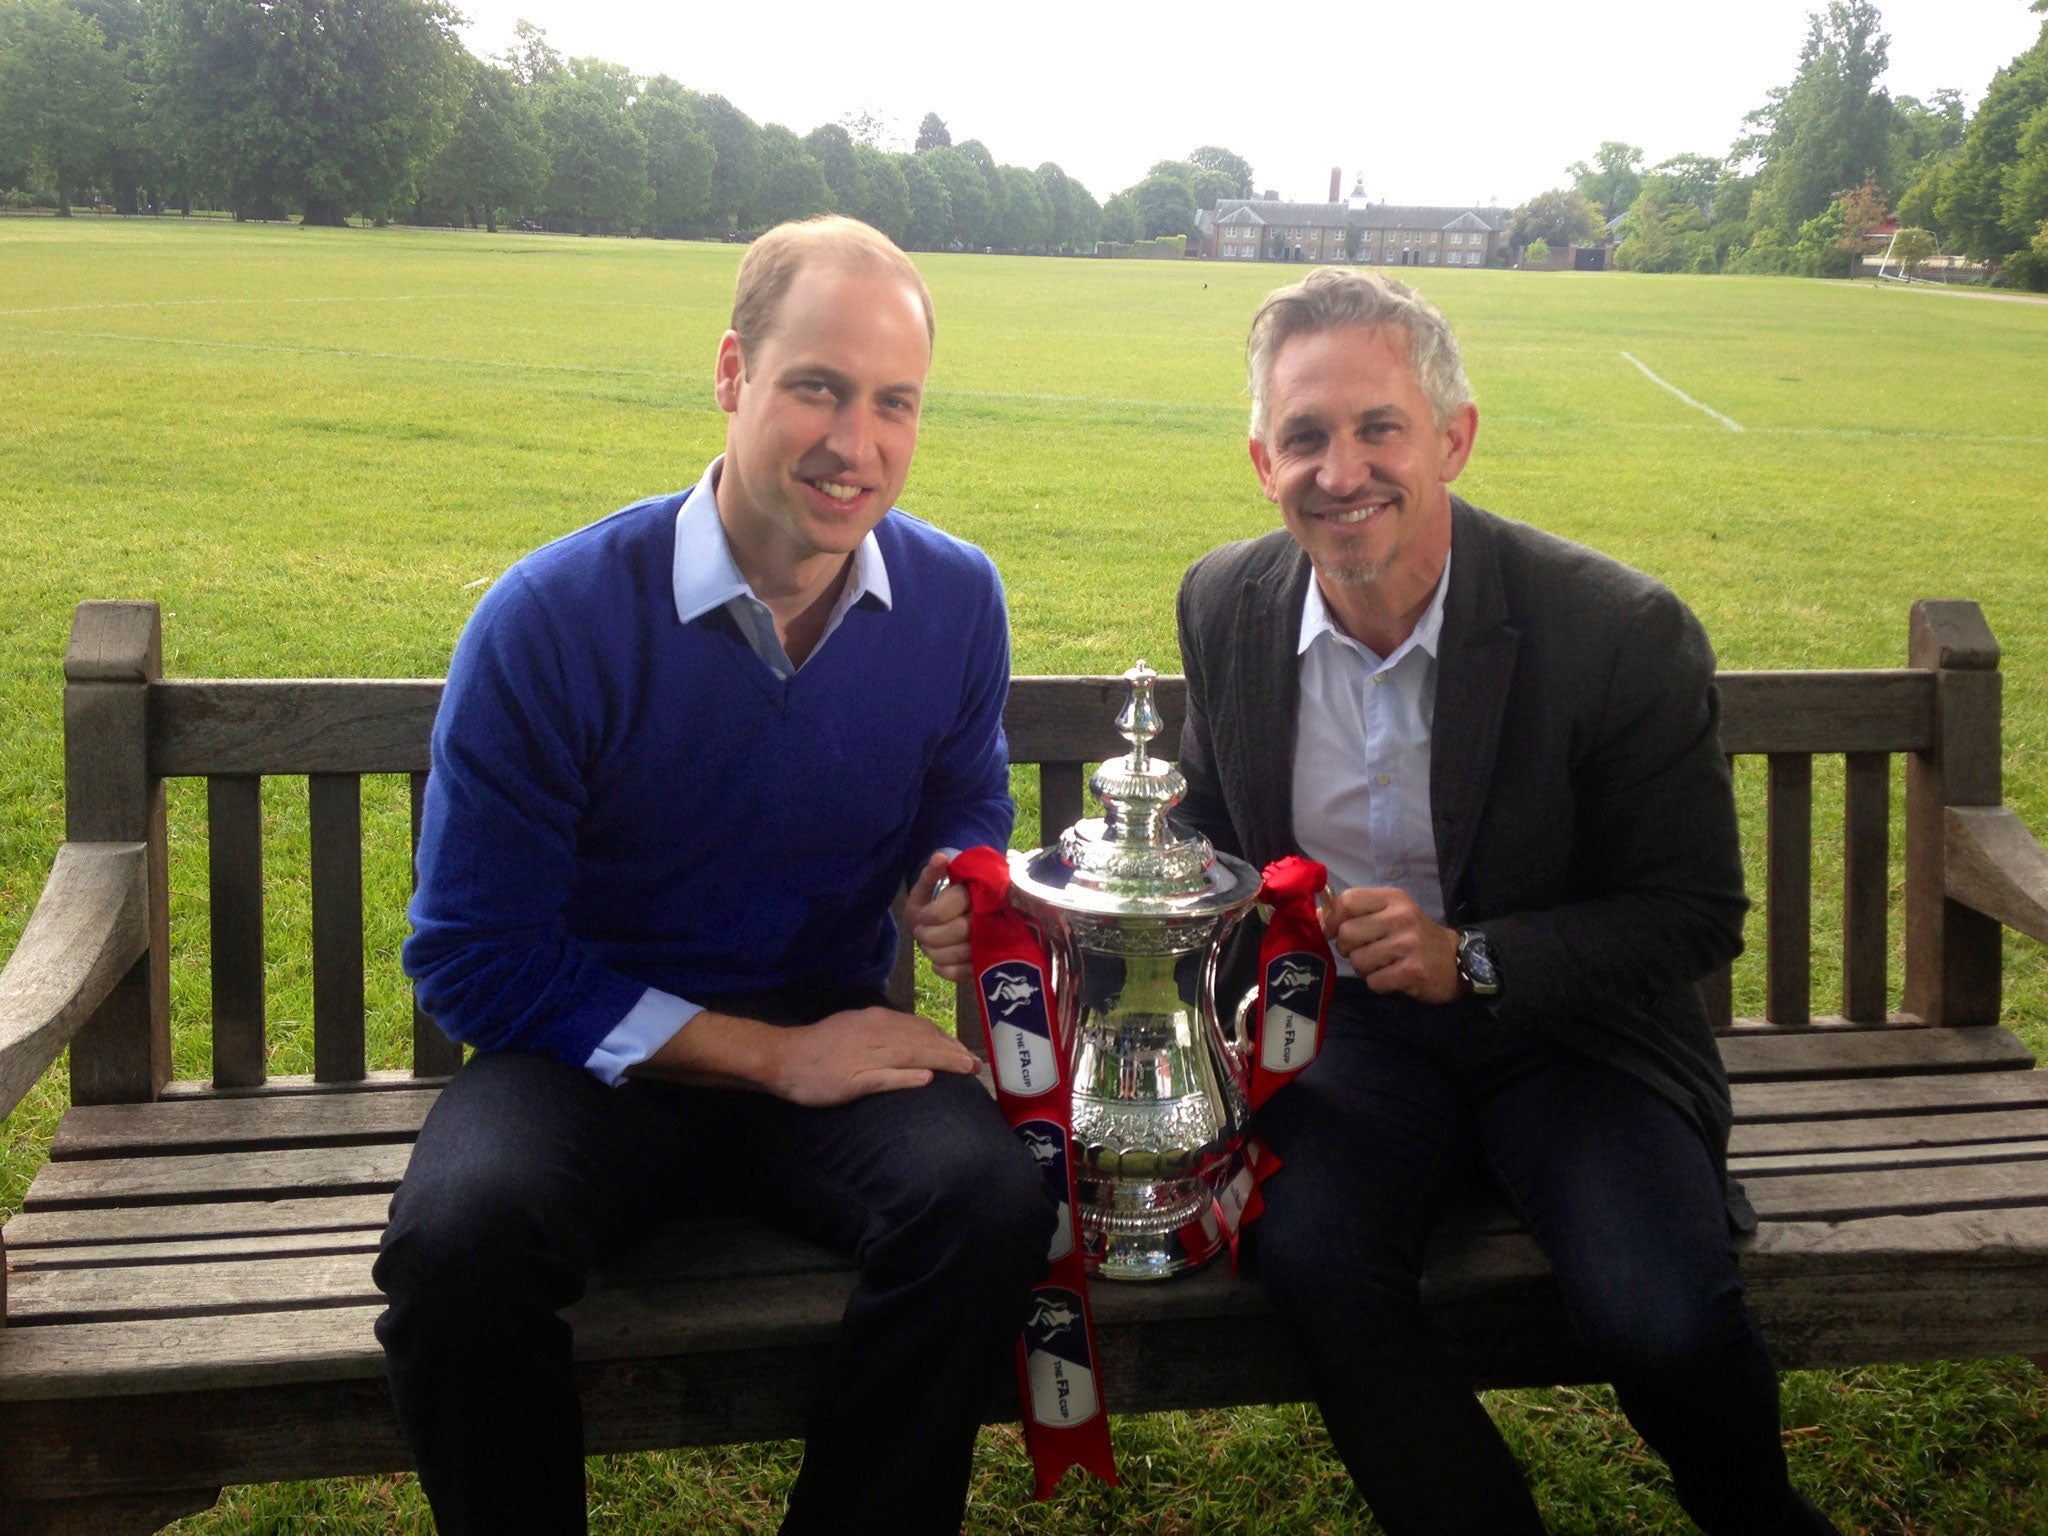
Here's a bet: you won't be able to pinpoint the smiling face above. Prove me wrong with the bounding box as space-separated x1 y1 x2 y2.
712 256 931 590
1249 322 1477 644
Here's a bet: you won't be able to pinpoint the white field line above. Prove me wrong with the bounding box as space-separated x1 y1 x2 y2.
1620 352 1744 433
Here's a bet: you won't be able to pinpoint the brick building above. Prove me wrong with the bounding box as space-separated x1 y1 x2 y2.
1199 173 1510 268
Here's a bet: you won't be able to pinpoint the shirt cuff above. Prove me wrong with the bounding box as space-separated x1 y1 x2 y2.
584 988 701 1086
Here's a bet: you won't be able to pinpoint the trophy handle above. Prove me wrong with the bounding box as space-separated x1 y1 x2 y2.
1201 906 1254 1106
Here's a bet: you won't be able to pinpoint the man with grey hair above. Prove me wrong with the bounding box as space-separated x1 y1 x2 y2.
1174 266 1839 1535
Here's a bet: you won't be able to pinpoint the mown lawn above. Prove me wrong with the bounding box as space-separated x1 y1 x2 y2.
1 218 2045 1533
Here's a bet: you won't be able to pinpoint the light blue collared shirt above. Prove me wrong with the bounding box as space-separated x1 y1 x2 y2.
584 456 895 1084
1291 553 1452 976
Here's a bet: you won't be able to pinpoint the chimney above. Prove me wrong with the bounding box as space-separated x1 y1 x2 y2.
1329 167 1341 203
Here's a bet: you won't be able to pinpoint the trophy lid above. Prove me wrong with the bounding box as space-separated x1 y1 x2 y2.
1010 660 1257 919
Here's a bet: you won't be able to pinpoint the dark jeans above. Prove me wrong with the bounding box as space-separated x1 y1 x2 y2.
1254 981 1836 1536
374 986 1056 1536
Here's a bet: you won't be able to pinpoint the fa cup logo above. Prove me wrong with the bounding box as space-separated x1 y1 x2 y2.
1022 1285 1099 1428
1261 951 1326 1073
981 960 1058 1097
1017 1119 1074 1262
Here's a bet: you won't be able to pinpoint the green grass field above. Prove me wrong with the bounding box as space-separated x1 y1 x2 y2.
2 218 2046 1533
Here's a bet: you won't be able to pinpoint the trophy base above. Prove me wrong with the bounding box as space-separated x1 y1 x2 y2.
1077 1173 1226 1281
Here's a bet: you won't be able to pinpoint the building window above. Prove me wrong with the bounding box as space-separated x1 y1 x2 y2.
1427 250 1437 263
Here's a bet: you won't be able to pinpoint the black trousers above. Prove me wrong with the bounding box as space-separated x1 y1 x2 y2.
1253 982 1836 1536
374 986 1056 1536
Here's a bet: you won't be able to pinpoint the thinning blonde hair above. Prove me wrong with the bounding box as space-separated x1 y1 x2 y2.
731 216 934 370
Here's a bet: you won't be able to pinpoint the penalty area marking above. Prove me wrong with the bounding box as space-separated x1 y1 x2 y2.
1620 352 1744 433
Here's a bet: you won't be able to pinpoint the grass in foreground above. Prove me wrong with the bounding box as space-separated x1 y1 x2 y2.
4 220 2047 1534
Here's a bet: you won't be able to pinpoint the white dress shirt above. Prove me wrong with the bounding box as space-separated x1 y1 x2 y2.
584 456 894 1084
1291 553 1452 977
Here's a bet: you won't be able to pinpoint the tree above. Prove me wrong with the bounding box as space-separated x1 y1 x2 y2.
837 108 897 150
1643 153 1723 217
1935 21 2048 260
635 77 715 237
68 0 150 210
1508 187 1601 250
1187 144 1253 198
1098 189 1138 244
421 58 548 231
537 66 648 234
1068 181 1101 250
842 144 908 241
692 92 762 232
1568 141 1643 221
803 122 857 210
496 18 560 87
920 145 987 247
997 163 1048 251
1034 161 1074 250
1132 173 1197 239
1742 1 1898 235
913 112 949 151
148 0 468 225
1524 237 1550 265
898 150 950 248
752 124 828 227
956 139 1001 245
0 0 128 213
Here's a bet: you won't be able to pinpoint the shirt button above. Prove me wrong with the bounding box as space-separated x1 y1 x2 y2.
1385 865 1402 879
1372 671 1388 684
1375 774 1392 786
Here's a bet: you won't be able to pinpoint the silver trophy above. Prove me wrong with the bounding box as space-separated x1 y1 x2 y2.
1005 661 1262 1280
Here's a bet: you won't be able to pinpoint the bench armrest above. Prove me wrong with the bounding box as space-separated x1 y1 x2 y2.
1946 806 2048 945
0 841 149 1119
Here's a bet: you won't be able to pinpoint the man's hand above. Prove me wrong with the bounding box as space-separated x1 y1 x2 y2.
633 1005 978 1106
907 851 973 982
769 1006 979 1106
1324 886 1462 1004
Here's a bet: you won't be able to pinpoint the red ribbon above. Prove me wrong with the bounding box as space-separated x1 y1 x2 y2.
948 846 1118 1500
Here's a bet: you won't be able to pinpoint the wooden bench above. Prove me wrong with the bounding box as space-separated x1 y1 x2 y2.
4 596 2048 1533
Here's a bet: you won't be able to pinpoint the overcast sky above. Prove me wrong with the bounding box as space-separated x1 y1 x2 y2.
451 0 2045 208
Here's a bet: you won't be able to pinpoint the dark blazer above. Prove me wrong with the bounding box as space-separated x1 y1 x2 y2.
1175 498 1751 1175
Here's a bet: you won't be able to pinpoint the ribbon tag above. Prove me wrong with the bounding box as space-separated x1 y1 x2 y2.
947 846 1118 1499
1247 855 1334 1113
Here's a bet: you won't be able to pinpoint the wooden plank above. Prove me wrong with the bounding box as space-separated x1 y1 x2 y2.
1700 965 1733 1032
0 844 149 1120
1003 676 1185 765
1741 1156 2048 1222
1946 804 2048 945
1904 601 2004 1027
205 775 265 1089
21 1144 412 1211
1717 1024 2035 1082
1766 753 1812 1025
1842 751 1890 1022
49 1090 437 1160
1715 670 1934 755
149 679 441 777
1732 1069 2048 1122
1039 760 1086 846
1731 1107 2048 1156
62 603 171 1108
3 1194 393 1251
409 770 462 1078
1730 1137 2048 1179
7 1253 381 1325
9 1230 385 1272
158 1069 450 1100
307 774 365 1084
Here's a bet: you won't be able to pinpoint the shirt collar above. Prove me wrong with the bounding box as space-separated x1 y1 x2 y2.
671 454 893 628
1297 547 1453 670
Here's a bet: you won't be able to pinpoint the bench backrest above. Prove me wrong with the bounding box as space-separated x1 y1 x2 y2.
57 599 2008 1106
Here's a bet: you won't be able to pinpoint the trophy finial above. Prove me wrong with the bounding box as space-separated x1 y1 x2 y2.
1117 660 1161 769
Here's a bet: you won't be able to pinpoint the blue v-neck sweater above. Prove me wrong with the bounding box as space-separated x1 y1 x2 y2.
403 490 1014 1067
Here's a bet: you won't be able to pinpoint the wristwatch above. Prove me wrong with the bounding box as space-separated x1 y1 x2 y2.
1455 928 1501 1000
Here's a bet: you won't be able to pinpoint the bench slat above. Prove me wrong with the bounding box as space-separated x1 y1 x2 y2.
50 1090 437 1159
1729 1136 2048 1179
7 1252 380 1325
1842 751 1890 1021
1742 1156 2048 1221
9 1230 385 1271
308 773 366 1084
1717 1025 2034 1081
22 1145 412 1210
409 770 463 1078
206 774 266 1088
1767 753 1813 1025
3 1194 397 1250
1731 1069 2048 1121
1730 1107 2048 1156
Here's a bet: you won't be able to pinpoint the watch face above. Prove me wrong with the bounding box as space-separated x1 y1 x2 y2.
1459 931 1500 994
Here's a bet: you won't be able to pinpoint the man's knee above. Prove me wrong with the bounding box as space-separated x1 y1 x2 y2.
1569 1266 1754 1377
867 1104 1056 1288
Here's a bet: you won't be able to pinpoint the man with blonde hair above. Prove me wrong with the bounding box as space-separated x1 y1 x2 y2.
1174 266 1839 1535
376 217 1052 1536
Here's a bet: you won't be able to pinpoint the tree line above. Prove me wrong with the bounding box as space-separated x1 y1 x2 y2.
1505 0 2048 289
0 0 1265 254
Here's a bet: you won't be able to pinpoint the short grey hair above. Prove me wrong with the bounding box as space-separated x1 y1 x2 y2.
1246 267 1473 440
